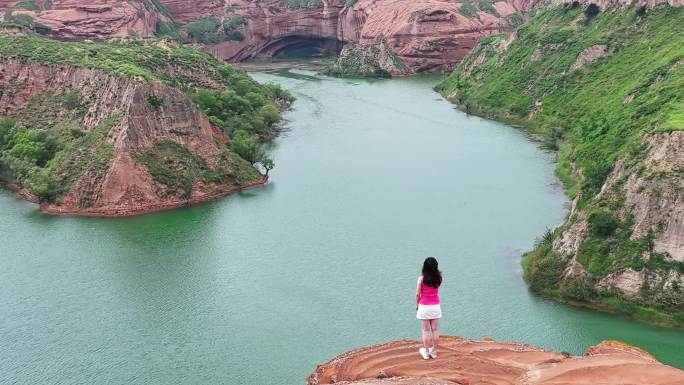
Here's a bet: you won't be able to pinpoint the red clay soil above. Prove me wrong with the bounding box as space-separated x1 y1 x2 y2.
307 336 684 385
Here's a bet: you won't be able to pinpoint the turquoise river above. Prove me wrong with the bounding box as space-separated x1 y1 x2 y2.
1 70 683 384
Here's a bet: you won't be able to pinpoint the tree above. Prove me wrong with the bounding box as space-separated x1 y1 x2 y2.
260 155 274 177
0 119 17 150
230 129 262 164
259 104 281 127
9 129 52 166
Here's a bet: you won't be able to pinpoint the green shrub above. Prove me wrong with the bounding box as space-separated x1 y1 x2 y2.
223 16 246 30
230 129 262 165
147 94 164 108
523 249 566 293
135 141 203 198
179 16 246 44
225 30 245 42
584 3 600 18
14 1 39 11
62 91 81 110
458 3 478 17
282 0 324 9
181 17 221 43
155 21 180 40
191 86 285 138
560 276 597 301
587 210 619 237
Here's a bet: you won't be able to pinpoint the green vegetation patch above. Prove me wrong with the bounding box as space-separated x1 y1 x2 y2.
0 111 118 205
157 16 247 44
191 81 292 139
14 1 40 12
457 0 500 17
440 4 684 321
440 5 684 202
282 0 324 9
135 140 260 199
0 32 256 89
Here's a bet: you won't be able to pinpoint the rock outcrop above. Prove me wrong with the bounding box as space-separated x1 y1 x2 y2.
307 337 684 385
0 0 544 74
1 0 162 40
323 35 412 77
0 34 288 217
0 58 264 216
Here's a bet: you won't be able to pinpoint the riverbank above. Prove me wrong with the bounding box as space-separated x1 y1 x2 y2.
37 176 268 218
307 336 684 385
438 3 684 327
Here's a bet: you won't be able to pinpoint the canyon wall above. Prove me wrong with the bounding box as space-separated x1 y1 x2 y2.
439 4 684 323
0 0 544 73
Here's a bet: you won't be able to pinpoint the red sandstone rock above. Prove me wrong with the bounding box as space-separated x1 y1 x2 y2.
1 0 161 41
0 58 265 217
0 0 543 73
180 0 544 73
307 336 684 385
3 0 682 73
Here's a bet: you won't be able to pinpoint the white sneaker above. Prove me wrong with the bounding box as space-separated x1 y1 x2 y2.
429 348 437 359
419 347 430 360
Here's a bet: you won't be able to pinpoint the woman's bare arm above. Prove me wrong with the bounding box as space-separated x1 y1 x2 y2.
415 276 422 310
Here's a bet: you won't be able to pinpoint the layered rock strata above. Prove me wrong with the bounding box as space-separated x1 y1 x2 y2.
0 0 544 74
307 337 684 385
0 55 266 216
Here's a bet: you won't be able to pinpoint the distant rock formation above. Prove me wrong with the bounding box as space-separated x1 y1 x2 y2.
0 33 289 217
0 0 545 74
307 337 684 385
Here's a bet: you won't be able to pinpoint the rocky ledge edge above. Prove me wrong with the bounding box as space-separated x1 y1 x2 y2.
307 336 684 385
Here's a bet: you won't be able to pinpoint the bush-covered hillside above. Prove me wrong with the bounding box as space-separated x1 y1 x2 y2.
0 31 292 206
438 3 683 326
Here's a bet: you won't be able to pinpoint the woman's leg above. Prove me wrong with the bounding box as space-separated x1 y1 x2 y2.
420 320 432 348
429 319 439 350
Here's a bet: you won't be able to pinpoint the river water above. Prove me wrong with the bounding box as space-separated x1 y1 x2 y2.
1 70 683 384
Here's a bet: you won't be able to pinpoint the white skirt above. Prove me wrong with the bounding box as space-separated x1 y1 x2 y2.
416 304 442 320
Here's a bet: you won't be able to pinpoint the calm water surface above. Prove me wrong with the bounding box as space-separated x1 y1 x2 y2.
1 70 683 384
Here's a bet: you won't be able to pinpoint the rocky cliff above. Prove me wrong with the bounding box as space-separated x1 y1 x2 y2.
438 3 684 324
0 32 289 216
308 337 684 385
0 0 163 40
0 0 543 74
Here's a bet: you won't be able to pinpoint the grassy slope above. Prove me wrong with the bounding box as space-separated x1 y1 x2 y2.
0 32 249 86
438 4 684 325
0 31 291 204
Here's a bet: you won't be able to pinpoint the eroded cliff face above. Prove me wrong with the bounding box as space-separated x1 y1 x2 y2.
1 0 162 40
0 58 263 216
555 130 684 299
0 0 543 74
166 0 543 73
307 337 684 385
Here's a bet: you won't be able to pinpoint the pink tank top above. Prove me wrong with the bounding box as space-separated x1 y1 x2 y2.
418 275 440 305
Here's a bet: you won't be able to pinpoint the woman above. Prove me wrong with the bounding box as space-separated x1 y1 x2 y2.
415 257 442 360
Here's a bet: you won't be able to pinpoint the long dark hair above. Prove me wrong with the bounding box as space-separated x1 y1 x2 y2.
422 257 442 288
